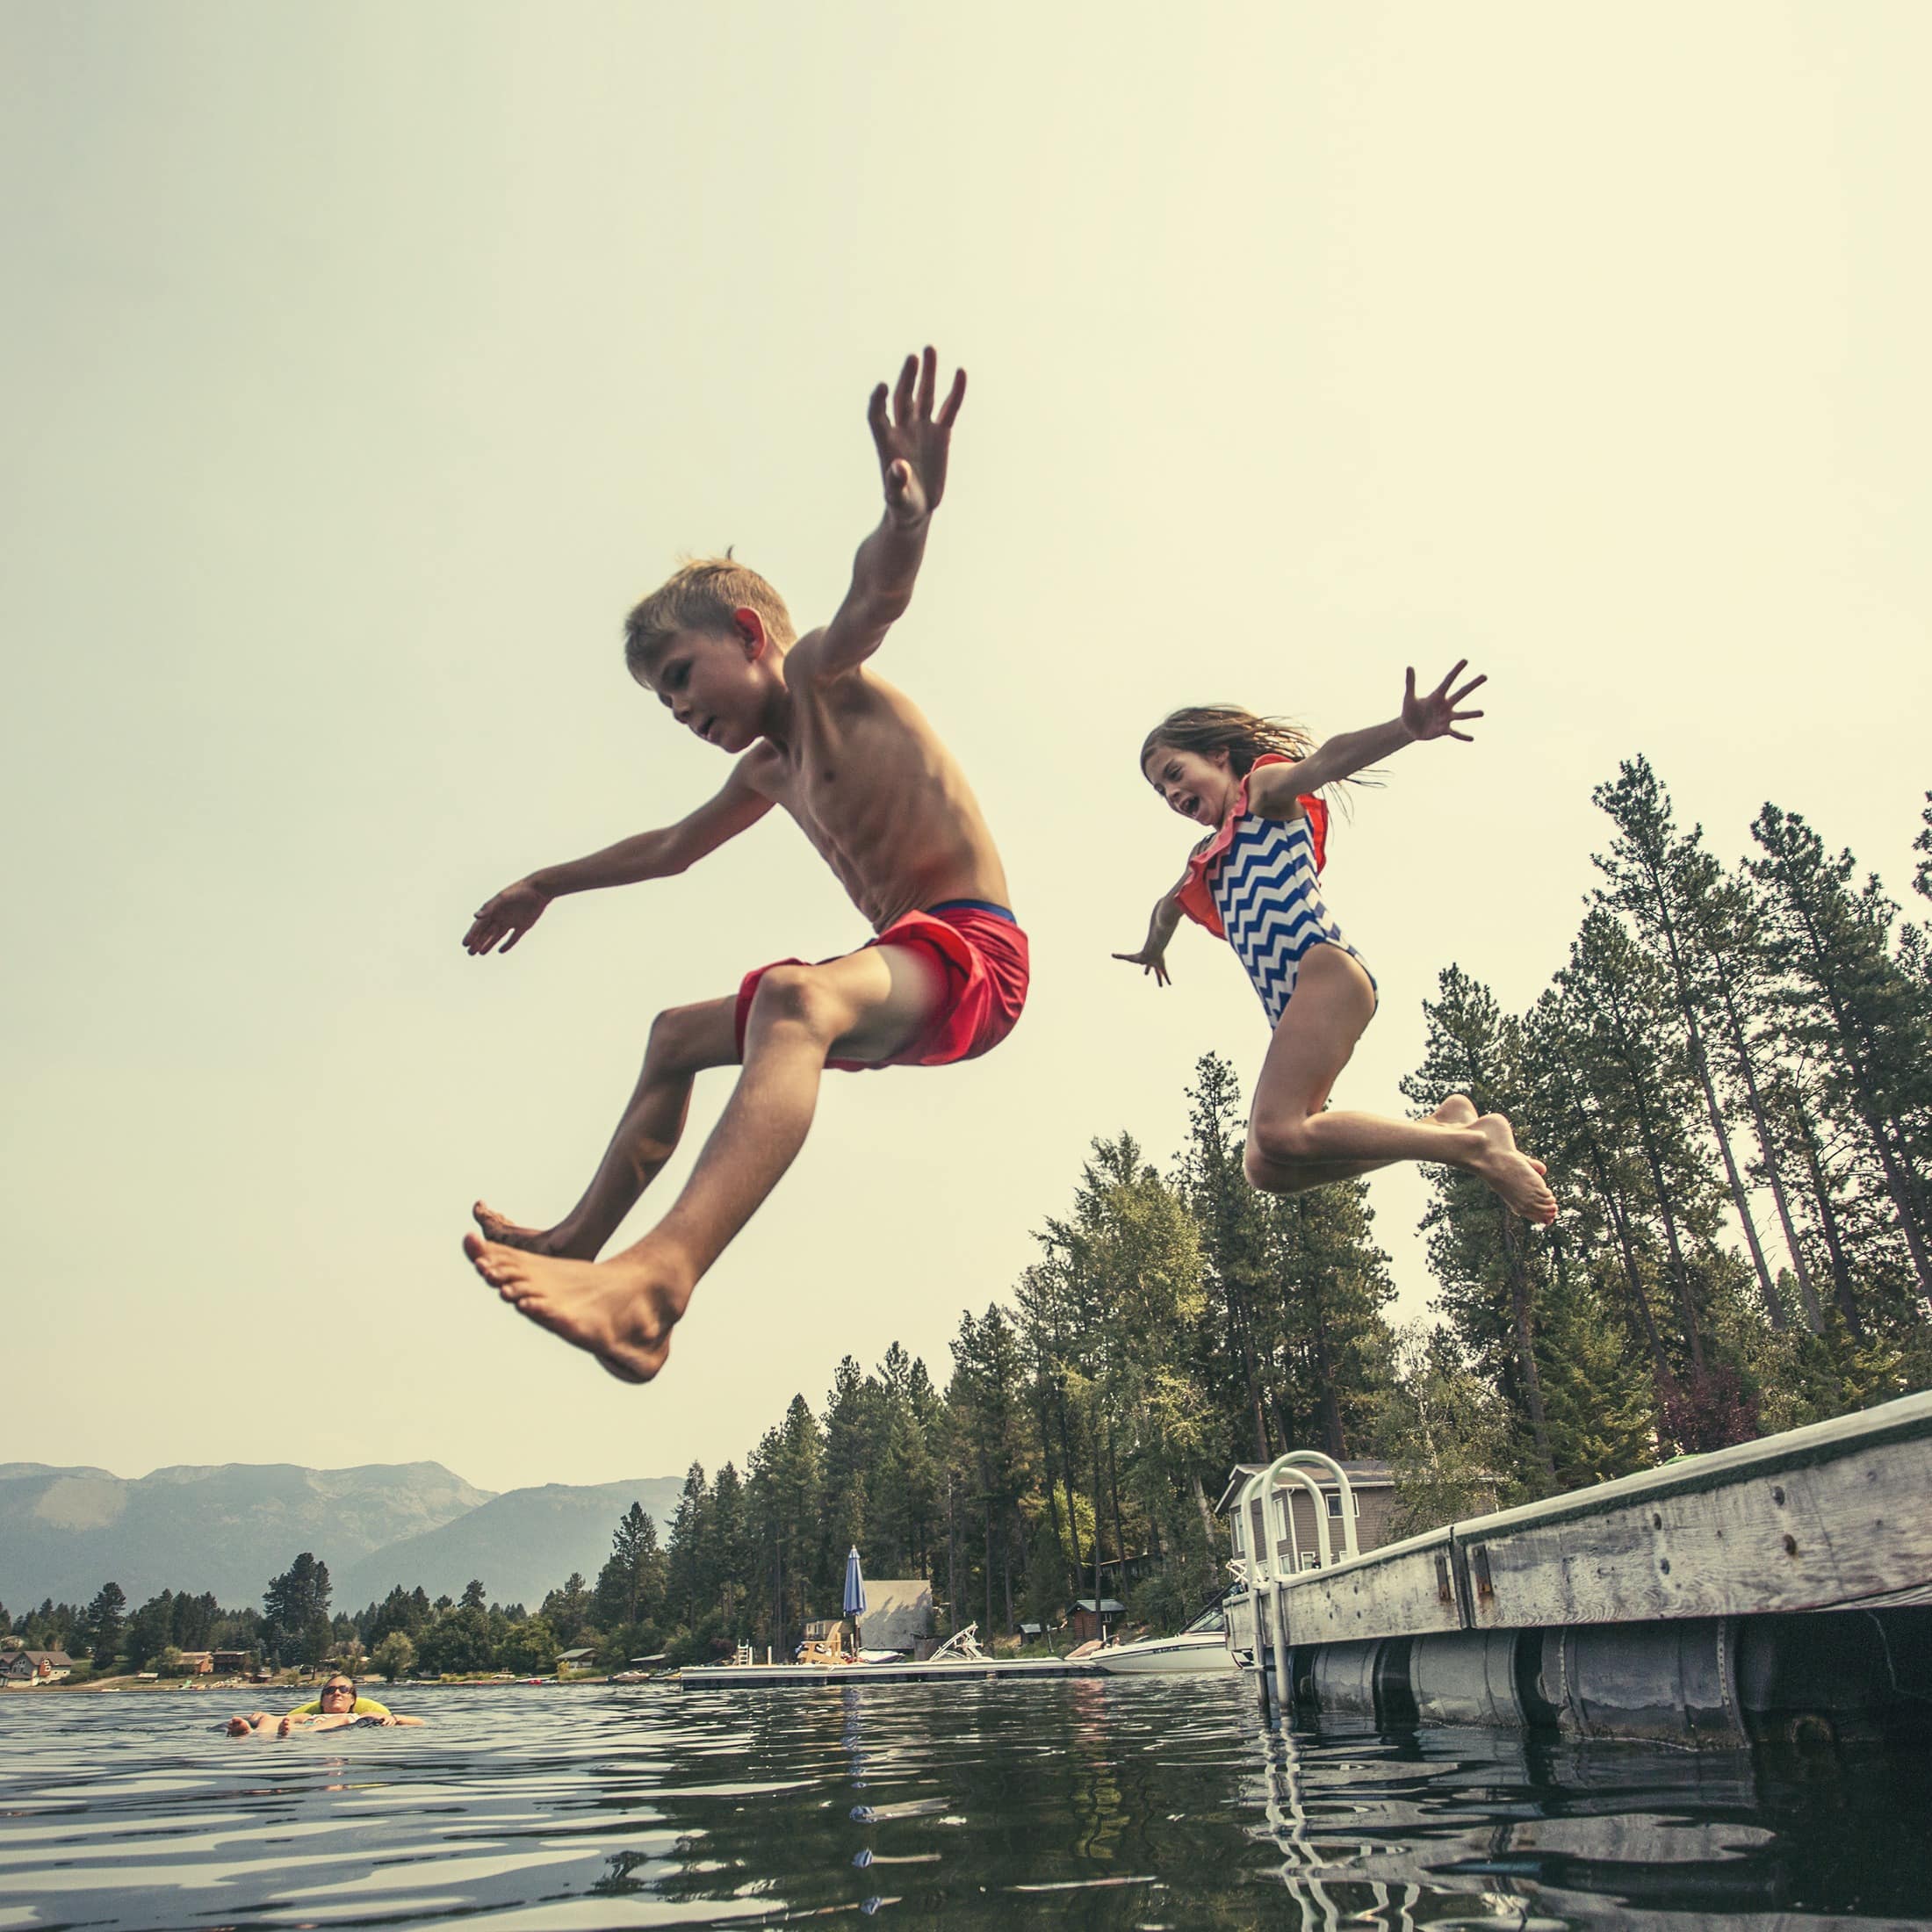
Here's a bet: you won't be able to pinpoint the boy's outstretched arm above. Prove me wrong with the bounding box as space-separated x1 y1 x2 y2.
463 758 774 955
804 346 967 681
1248 661 1488 815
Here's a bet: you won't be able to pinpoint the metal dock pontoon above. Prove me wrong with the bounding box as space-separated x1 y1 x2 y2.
1224 1389 1932 1745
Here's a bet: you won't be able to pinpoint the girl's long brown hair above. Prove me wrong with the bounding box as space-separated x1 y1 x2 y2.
1140 706 1315 777
1140 706 1373 806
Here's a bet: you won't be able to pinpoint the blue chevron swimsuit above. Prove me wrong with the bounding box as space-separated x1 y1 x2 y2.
1175 755 1376 1027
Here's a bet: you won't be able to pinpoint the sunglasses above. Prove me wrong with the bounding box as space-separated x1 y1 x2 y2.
321 1684 356 1697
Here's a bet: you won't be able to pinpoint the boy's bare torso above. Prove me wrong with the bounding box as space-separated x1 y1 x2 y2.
746 645 1010 932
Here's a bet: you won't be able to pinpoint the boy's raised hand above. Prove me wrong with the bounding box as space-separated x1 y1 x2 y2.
868 346 966 526
1402 660 1488 743
465 877 551 955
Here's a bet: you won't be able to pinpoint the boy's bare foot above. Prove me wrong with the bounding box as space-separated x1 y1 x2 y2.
471 1200 599 1260
1431 1094 1479 1127
462 1233 689 1383
1465 1114 1559 1223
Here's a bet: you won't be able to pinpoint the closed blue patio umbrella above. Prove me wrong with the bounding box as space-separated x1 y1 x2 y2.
842 1546 867 1654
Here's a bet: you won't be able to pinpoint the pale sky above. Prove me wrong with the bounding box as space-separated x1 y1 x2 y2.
4 3 1927 1495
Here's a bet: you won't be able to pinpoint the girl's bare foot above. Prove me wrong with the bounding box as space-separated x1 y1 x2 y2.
1431 1093 1479 1127
1466 1114 1559 1223
461 1233 690 1382
471 1200 596 1261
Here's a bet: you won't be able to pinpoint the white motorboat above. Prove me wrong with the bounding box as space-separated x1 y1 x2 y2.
1092 1602 1236 1675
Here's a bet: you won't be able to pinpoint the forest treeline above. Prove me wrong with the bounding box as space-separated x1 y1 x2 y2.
10 762 1926 1675
2 1510 674 1682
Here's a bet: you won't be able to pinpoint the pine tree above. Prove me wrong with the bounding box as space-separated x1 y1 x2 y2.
1177 1052 1278 1463
1592 758 1786 1326
1402 966 1558 1489
1373 1325 1516 1534
538 1573 593 1647
1554 912 1722 1379
594 1503 667 1633
263 1554 332 1666
819 1356 876 1578
87 1582 126 1672
1748 803 1932 1294
663 1463 710 1633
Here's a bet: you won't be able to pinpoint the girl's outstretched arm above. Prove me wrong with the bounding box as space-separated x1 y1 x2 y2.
1248 661 1487 816
1113 873 1189 986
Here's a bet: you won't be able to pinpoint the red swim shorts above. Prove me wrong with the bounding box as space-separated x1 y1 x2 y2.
735 898 1030 1073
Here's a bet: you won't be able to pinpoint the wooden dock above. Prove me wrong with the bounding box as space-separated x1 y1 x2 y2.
679 1656 1106 1689
1228 1389 1932 1743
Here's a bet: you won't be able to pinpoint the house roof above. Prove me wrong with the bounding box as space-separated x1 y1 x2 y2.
852 1578 933 1651
1215 1459 1395 1516
556 1647 598 1661
1074 1599 1124 1614
7 1649 75 1670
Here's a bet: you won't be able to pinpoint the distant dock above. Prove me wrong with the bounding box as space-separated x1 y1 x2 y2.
679 1656 1105 1689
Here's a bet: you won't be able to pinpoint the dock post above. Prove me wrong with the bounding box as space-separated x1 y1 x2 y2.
1235 1475 1273 1712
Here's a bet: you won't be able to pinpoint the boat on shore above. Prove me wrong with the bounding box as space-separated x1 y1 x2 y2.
1092 1601 1236 1675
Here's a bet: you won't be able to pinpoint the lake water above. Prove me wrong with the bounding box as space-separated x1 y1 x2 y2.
3 1678 1928 1928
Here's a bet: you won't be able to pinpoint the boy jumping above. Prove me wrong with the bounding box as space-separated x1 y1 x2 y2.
461 349 1024 1383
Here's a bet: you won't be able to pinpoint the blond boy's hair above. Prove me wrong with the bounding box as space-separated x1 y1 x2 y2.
623 555 796 678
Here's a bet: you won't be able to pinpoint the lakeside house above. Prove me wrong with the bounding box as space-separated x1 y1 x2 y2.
2 1650 75 1682
1068 1598 1124 1645
1215 1458 1403 1568
555 1647 598 1671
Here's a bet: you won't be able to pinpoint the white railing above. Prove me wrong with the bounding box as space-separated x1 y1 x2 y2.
1227 1451 1362 1708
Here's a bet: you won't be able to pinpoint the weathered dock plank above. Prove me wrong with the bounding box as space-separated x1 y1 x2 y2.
1462 1389 1932 1630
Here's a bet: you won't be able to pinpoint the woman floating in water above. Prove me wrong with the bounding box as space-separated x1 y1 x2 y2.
1116 664 1557 1223
225 1674 424 1737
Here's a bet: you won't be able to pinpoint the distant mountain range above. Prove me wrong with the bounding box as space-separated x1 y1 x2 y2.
0 1462 684 1613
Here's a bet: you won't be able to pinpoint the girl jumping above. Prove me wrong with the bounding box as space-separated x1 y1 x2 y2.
1115 664 1558 1223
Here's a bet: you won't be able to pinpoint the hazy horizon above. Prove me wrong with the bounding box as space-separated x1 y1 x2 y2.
5 3 1927 1492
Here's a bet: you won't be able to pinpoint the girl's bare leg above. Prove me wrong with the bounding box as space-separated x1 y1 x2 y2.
1244 946 1556 1220
473 997 743 1261
462 944 947 1382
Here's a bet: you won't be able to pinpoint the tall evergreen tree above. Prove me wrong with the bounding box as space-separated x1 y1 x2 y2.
1748 803 1932 1295
86 1582 126 1672
594 1503 667 1632
1402 966 1558 1489
663 1463 710 1633
263 1554 332 1666
1592 758 1784 1324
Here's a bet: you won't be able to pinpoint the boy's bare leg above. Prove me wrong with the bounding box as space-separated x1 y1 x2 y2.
1244 947 1556 1220
474 998 742 1261
463 944 946 1381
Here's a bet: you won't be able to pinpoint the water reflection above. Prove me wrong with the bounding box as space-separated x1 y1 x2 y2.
0 1681 1928 1928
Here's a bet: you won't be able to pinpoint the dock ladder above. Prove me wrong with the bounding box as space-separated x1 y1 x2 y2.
1229 1451 1359 1710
